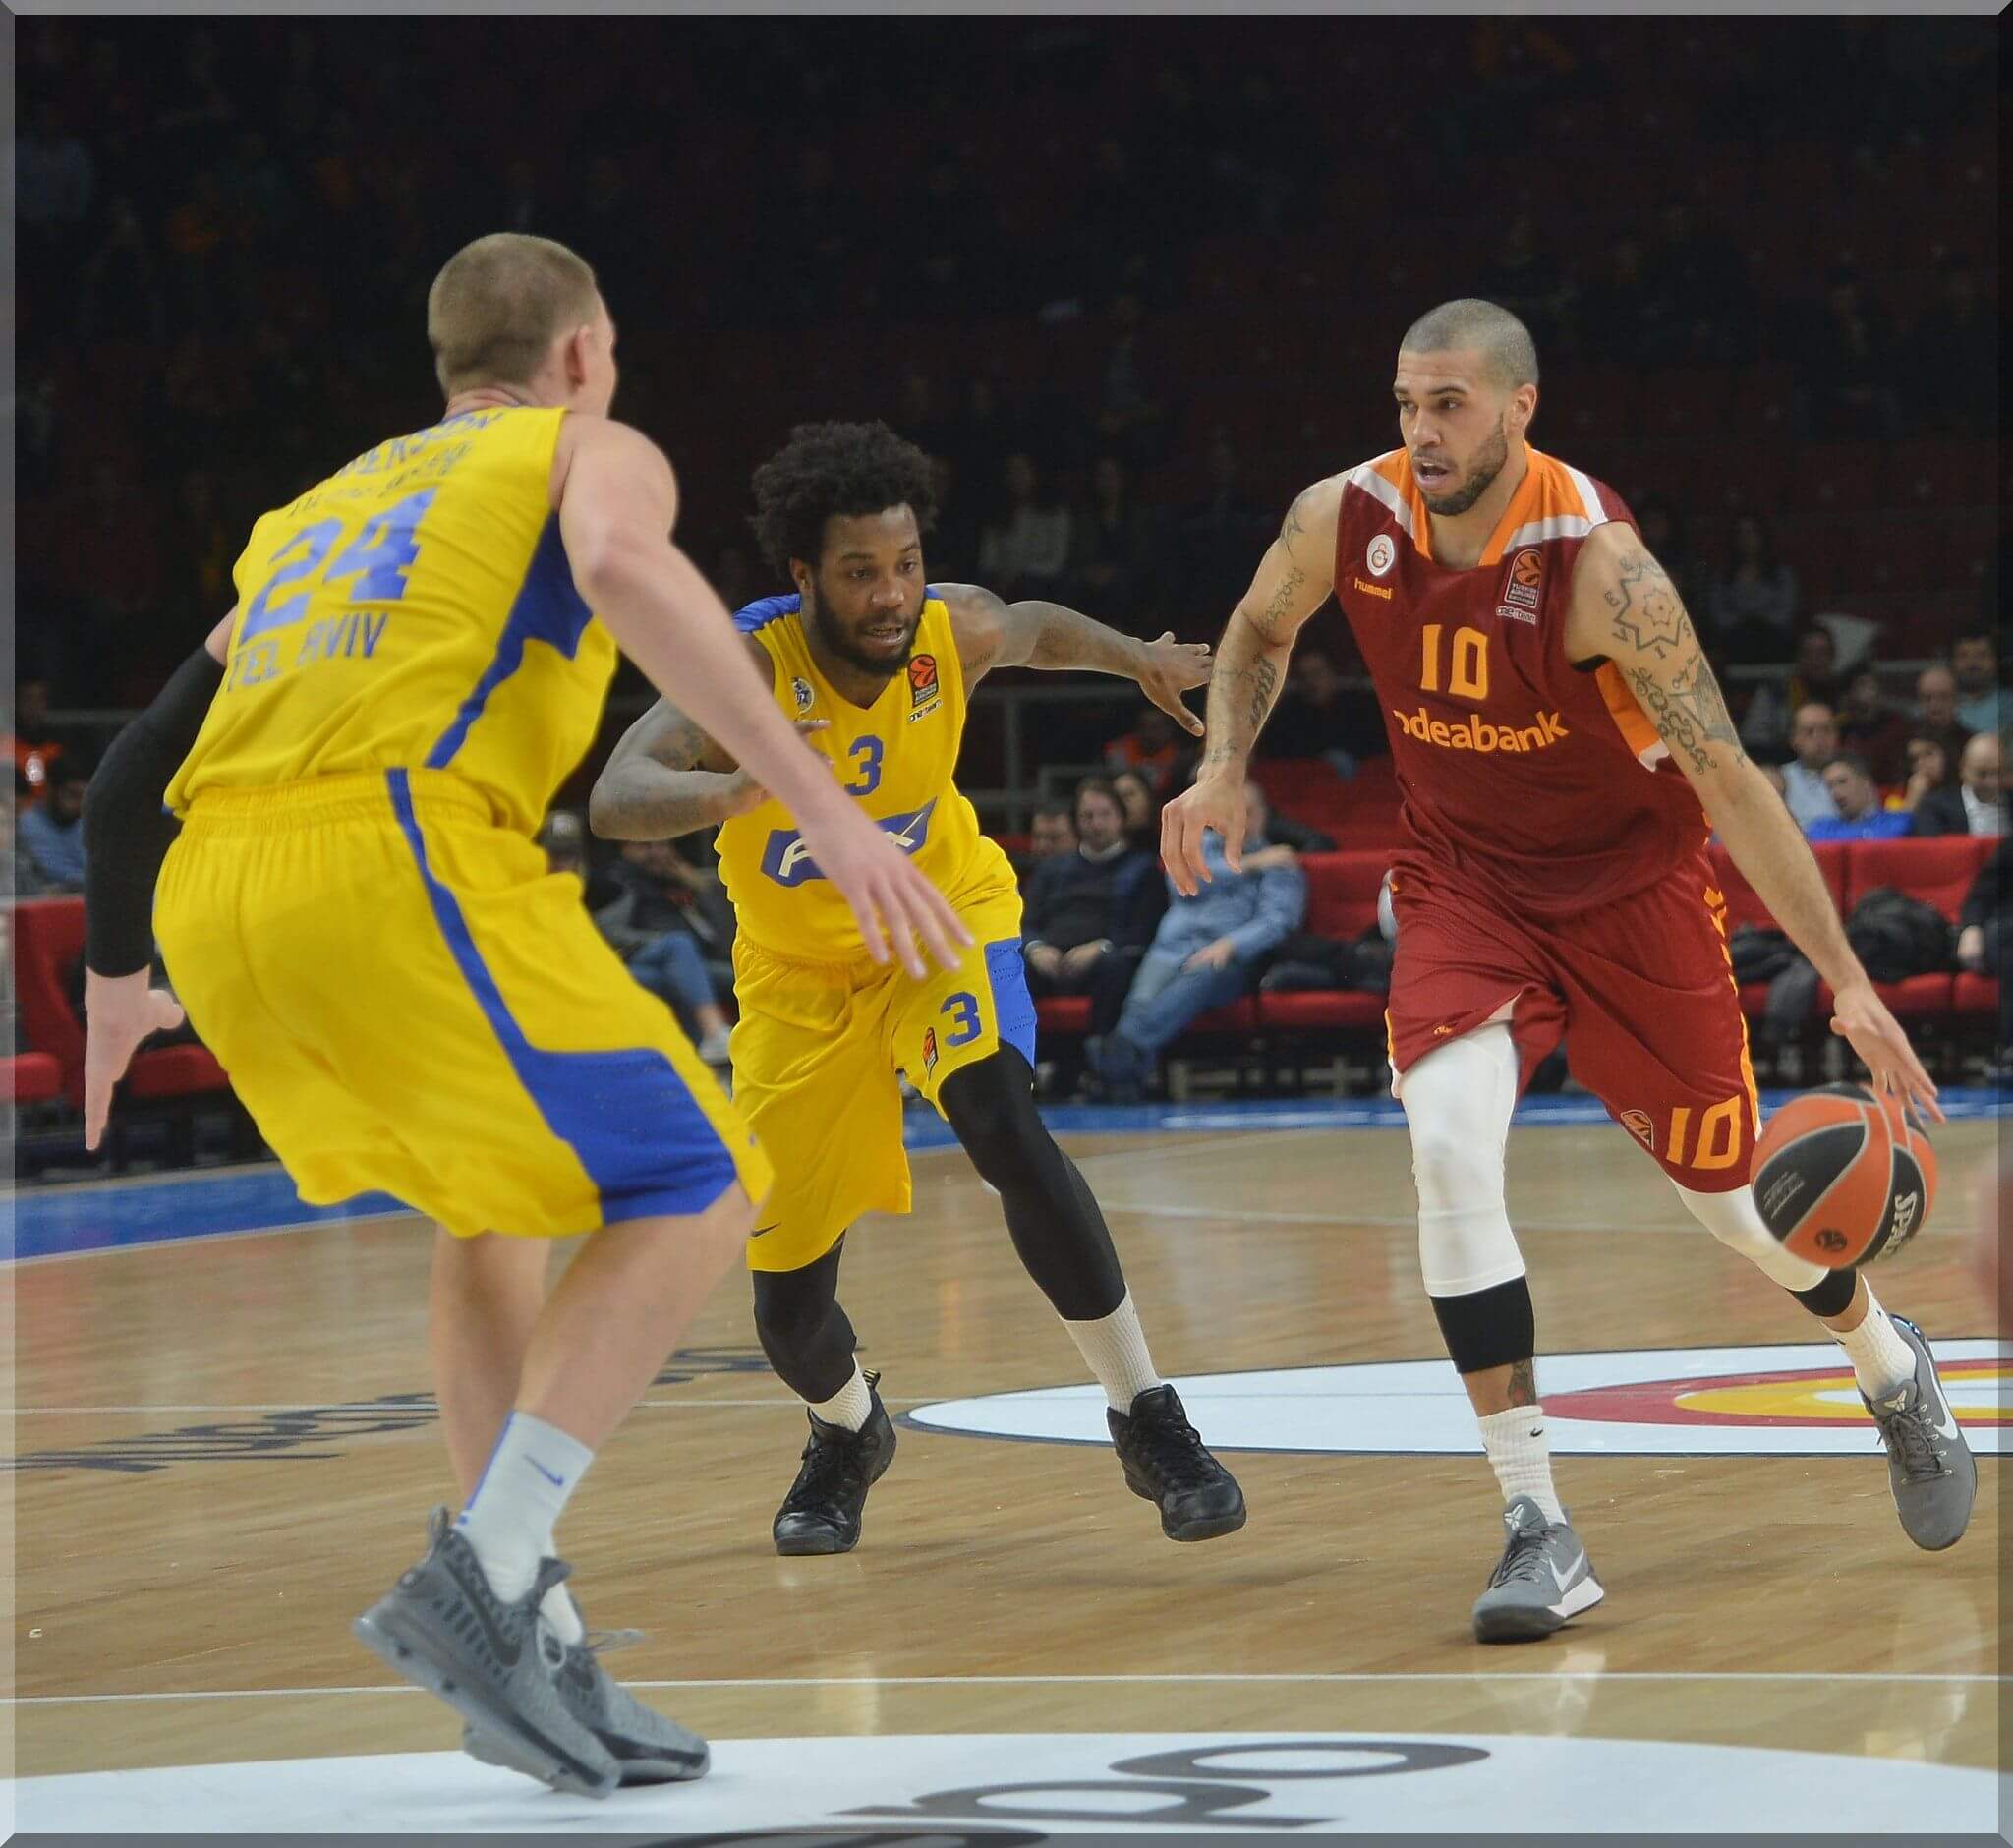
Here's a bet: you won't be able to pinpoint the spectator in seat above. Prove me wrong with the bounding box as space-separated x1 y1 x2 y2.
977 451 1071 603
1109 768 1161 852
1836 667 1912 786
1259 645 1379 779
1021 777 1166 1040
7 676 65 805
1741 628 1838 755
1955 841 2010 1077
1707 512 1798 666
1104 702 1186 794
17 761 88 891
1066 455 1156 622
1025 801 1076 865
1951 629 2001 736
1912 734 2004 839
1913 664 1974 782
1090 780 1306 1102
1807 753 1913 842
1896 735 1952 823
1778 702 1841 834
1804 265 1900 441
593 838 736 1067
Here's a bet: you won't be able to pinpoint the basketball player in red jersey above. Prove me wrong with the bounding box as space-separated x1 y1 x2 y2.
1164 300 1976 1641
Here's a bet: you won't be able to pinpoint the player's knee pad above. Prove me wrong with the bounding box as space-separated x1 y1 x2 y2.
1672 1180 1829 1293
1402 1024 1525 1297
940 1047 1044 1184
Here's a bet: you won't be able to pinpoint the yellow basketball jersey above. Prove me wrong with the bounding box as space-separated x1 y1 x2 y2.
716 591 1015 959
167 405 616 836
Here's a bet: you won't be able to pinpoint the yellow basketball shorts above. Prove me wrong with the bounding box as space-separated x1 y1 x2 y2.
728 884 1034 1273
153 769 771 1239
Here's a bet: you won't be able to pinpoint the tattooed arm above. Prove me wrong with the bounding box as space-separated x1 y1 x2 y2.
1160 476 1342 895
1568 523 1939 1119
938 582 1212 736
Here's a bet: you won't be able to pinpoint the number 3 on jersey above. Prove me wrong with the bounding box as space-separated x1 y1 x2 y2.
1419 624 1489 702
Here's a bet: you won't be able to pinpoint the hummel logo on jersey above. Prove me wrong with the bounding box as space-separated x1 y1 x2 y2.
1393 707 1569 754
762 799 938 886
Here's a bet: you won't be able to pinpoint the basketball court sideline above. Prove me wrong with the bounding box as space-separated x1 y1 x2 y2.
8 1092 2004 1835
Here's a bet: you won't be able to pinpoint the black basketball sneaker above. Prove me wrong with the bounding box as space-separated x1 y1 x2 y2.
773 1370 896 1555
1108 1384 1247 1541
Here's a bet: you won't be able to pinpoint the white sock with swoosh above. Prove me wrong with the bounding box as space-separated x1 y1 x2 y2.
1477 1407 1565 1524
456 1412 594 1614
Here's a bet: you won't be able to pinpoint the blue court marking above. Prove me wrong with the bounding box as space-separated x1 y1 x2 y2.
9 1087 2006 1263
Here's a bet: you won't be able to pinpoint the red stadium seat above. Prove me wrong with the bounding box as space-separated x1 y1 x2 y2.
1953 973 1999 1018
1256 989 1385 1032
1191 999 1260 1034
1843 837 1994 921
1299 850 1389 942
1035 996 1093 1037
1708 841 1847 932
7 1052 64 1105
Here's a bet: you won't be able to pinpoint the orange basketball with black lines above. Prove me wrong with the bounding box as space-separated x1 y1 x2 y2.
1751 1083 1937 1268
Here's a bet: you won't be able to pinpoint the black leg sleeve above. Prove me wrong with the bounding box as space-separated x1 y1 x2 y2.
940 1048 1127 1320
751 1238 859 1403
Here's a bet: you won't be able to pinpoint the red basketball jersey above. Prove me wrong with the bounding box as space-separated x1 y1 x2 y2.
1332 443 1709 918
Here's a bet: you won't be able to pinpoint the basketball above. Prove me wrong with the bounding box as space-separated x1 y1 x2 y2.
1751 1083 1937 1269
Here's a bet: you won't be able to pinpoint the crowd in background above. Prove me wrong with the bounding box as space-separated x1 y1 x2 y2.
10 17 2006 1108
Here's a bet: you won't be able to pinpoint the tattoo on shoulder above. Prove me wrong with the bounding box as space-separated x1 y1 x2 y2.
1602 548 1688 659
1507 1358 1537 1407
1281 484 1322 548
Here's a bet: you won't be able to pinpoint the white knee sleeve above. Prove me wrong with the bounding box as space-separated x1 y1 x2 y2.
1401 1023 1526 1297
1674 1181 1828 1293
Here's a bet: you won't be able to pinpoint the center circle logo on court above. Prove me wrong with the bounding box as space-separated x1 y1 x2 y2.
1366 533 1397 578
904 1342 2010 1457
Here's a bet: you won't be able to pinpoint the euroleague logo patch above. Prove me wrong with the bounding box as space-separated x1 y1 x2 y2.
1496 547 1542 625
1365 533 1397 578
907 1343 2011 1457
792 676 815 715
908 653 941 707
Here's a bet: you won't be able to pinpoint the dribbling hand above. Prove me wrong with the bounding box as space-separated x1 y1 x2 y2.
1829 977 1944 1126
84 968 188 1150
1160 769 1248 898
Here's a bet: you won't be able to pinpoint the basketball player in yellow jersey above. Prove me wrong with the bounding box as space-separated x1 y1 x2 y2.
77 238 967 1801
595 422 1246 1555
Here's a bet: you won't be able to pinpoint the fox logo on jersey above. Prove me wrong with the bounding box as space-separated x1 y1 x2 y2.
761 799 939 887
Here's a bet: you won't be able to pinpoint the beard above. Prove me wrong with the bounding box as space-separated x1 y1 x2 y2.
805 579 925 680
1418 414 1510 517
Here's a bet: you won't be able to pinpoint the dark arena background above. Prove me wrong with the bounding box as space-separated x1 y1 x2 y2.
6 14 2005 1844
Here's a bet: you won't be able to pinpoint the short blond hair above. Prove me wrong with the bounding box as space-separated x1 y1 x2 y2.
426 233 601 396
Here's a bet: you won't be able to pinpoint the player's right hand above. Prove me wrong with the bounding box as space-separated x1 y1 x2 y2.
84 968 187 1150
798 797 972 978
1161 768 1248 897
1829 977 1944 1126
723 719 829 817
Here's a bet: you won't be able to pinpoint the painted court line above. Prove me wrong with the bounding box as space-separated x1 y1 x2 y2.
8 1398 903 1415
9 1671 2002 1706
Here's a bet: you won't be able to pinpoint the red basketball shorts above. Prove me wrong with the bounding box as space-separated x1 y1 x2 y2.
1385 850 1760 1193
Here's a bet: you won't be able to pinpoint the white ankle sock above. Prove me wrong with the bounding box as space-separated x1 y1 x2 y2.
1477 1406 1565 1524
1834 1288 1918 1398
456 1412 594 1605
809 1363 874 1433
1063 1292 1163 1411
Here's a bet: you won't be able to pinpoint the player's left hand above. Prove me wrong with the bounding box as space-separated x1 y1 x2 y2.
1829 977 1944 1126
84 968 188 1150
1133 632 1211 738
1183 936 1237 973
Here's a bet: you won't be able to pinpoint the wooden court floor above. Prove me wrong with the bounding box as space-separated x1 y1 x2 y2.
8 1116 2004 1828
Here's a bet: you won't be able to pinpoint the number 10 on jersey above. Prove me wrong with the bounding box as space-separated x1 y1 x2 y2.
1419 624 1490 702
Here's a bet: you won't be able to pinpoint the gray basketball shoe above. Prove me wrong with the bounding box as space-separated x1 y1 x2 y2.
1471 1496 1605 1644
464 1624 710 1787
353 1508 618 1799
1862 1316 1977 1552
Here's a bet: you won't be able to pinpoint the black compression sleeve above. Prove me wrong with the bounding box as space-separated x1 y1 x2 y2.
83 646 226 978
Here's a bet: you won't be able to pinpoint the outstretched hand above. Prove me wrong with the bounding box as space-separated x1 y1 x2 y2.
1134 632 1212 738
